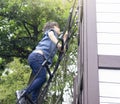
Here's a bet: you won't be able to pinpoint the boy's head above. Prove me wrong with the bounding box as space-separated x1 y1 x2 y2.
43 21 60 34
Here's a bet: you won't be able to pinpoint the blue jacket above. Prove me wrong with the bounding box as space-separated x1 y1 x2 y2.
34 29 58 64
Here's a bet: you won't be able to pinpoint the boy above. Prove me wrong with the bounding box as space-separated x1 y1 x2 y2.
16 21 67 104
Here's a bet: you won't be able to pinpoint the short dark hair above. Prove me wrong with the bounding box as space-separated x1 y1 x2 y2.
43 21 59 32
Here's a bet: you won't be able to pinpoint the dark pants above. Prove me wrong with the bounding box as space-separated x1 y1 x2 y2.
27 52 47 102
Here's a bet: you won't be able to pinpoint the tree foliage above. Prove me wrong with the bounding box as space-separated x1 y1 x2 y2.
0 0 72 66
0 58 31 104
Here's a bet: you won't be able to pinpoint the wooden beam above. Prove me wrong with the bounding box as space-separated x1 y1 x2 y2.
99 55 120 69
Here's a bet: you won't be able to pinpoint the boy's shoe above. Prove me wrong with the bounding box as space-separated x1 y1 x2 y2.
16 90 26 104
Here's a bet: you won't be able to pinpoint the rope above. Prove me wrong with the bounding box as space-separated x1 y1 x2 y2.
37 1 78 104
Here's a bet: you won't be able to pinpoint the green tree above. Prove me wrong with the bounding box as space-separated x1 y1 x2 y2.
0 58 31 104
0 0 72 66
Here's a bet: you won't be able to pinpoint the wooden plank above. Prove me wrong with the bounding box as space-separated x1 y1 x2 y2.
81 0 99 103
99 55 120 69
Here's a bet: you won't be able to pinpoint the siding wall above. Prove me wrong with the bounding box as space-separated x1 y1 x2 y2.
96 0 120 104
97 0 120 55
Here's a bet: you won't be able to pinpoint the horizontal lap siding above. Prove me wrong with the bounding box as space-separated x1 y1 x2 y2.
99 69 120 104
96 0 120 104
96 1 120 55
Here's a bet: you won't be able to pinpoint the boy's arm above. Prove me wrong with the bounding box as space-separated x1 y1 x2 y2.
48 31 68 51
48 31 61 50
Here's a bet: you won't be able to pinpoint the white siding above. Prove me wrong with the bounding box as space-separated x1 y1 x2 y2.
99 69 120 104
96 0 120 103
97 1 120 55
